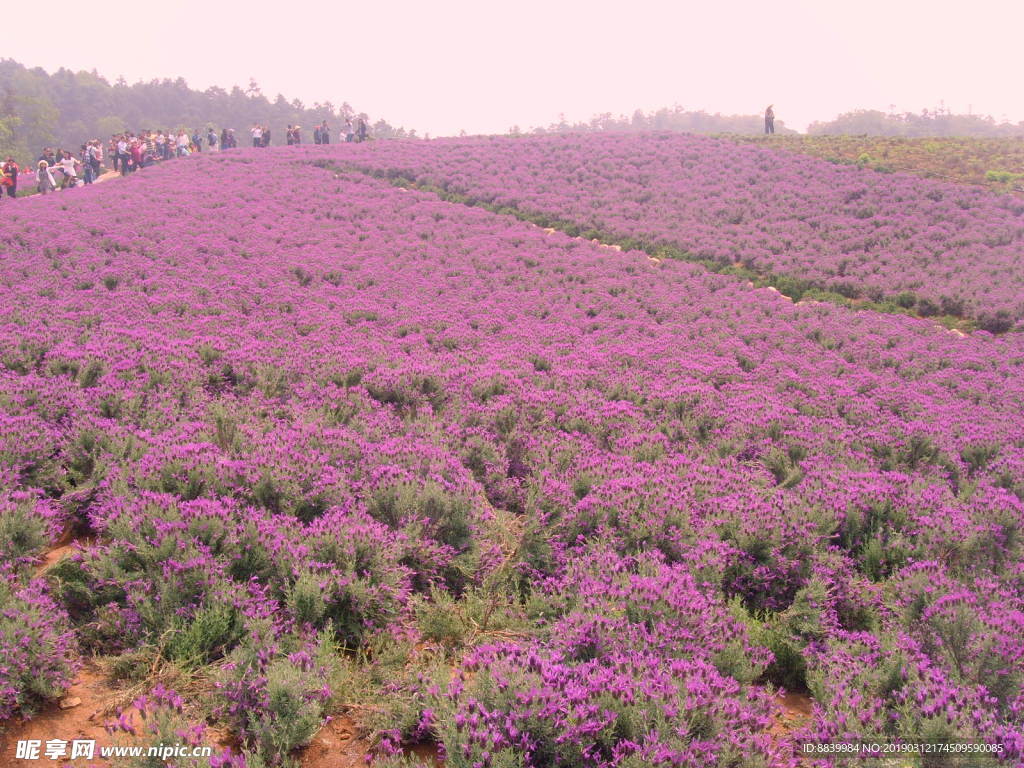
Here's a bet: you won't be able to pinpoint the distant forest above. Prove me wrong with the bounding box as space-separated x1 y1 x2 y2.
808 109 1024 137
525 107 798 135
526 106 1024 139
0 59 413 164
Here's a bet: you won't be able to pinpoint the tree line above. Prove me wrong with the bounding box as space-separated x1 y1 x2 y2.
520 106 797 136
808 108 1024 137
520 105 1024 138
0 59 414 165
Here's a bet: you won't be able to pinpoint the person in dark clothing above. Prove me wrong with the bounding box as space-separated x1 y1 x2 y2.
80 144 94 184
262 126 271 147
764 105 775 135
86 141 102 179
320 121 329 145
312 124 321 144
356 118 367 143
1 157 18 198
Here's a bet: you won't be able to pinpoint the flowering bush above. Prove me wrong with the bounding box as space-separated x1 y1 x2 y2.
106 683 246 768
0 487 76 718
213 626 337 766
0 573 77 718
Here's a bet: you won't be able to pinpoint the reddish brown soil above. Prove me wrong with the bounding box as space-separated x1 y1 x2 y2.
298 716 442 768
33 525 92 577
769 690 814 735
0 661 138 767
300 715 371 768
766 690 815 766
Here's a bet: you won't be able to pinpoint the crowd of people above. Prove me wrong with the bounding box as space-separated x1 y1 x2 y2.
281 117 368 146
1 118 371 201
109 127 243 176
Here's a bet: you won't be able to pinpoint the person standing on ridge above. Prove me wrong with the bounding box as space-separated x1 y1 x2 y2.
80 145 94 184
320 120 330 145
764 105 775 134
116 135 130 175
87 140 102 179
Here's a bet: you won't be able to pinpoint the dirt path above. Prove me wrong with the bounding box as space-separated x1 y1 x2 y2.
301 715 371 768
0 661 132 767
299 716 441 768
33 524 89 576
769 690 814 734
766 690 815 765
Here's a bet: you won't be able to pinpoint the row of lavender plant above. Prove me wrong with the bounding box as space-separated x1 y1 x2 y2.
294 133 1024 330
0 149 1021 766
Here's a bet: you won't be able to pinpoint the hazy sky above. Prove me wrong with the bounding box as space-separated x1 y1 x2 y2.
4 0 1021 135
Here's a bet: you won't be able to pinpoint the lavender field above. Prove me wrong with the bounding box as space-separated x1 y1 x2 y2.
1 141 1022 767
313 133 1024 331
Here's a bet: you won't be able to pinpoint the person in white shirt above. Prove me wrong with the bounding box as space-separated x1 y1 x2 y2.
116 137 130 176
250 124 263 147
177 131 190 156
56 151 78 189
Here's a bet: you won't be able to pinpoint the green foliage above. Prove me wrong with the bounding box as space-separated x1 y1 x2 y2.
0 501 48 564
164 601 245 668
960 442 999 476
761 445 805 488
216 630 339 767
472 375 508 403
287 571 327 627
108 647 156 682
78 359 104 388
741 609 808 691
367 480 474 552
414 588 468 647
985 169 1024 183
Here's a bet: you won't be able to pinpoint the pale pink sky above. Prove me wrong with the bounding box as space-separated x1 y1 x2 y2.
4 0 1021 135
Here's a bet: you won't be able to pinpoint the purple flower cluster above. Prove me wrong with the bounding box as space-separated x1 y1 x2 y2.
0 146 1022 763
297 133 1024 327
